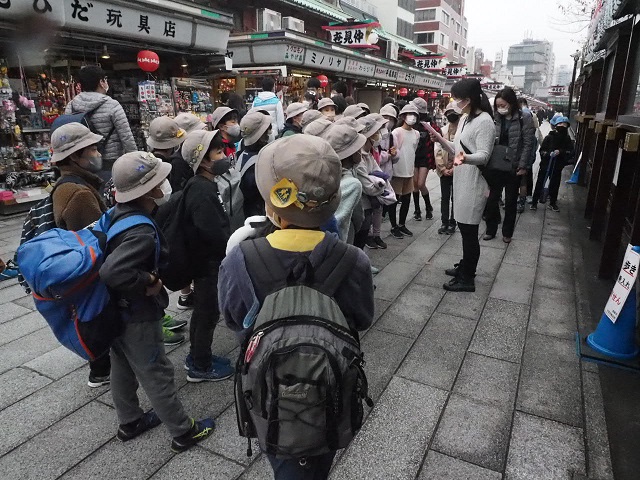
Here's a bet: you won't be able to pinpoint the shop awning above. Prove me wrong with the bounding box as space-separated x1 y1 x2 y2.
278 0 350 22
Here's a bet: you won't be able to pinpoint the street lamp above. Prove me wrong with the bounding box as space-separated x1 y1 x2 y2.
567 50 581 116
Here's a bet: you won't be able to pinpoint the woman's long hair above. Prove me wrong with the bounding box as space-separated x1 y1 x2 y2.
495 87 519 117
451 79 493 120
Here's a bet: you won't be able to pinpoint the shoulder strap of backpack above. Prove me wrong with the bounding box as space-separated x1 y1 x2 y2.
240 154 258 177
312 240 359 297
240 238 289 291
106 214 160 267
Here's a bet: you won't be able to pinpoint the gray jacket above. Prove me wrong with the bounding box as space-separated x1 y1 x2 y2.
65 92 137 162
494 109 536 171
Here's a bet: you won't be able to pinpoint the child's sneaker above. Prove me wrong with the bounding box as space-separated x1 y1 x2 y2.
87 374 110 388
0 259 19 281
365 237 378 249
117 411 162 442
176 290 195 310
183 353 232 371
373 236 387 249
530 203 538 211
438 224 448 234
163 327 185 346
187 362 234 382
390 227 404 239
549 203 560 212
171 418 216 453
413 211 422 221
162 314 187 331
398 225 413 237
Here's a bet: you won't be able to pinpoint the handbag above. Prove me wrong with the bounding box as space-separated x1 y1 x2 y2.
486 144 512 172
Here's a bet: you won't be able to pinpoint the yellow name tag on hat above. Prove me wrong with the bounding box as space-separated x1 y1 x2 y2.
270 178 299 208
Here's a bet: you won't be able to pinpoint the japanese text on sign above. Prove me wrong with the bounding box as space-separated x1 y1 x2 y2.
604 245 640 323
303 49 345 72
284 45 304 63
345 59 375 76
414 57 447 71
329 27 367 47
445 66 467 78
374 65 399 81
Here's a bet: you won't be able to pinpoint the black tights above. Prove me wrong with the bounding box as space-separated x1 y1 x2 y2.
412 191 433 214
389 194 411 228
458 223 480 278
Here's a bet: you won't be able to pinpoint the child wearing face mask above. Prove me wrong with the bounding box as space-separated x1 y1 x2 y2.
211 107 242 165
179 130 234 382
146 117 190 193
239 111 274 218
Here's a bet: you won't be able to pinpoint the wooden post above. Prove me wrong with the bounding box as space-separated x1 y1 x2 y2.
590 123 621 240
585 121 607 218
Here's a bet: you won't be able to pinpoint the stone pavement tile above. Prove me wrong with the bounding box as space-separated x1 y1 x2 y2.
503 239 540 267
582 370 614 480
370 239 414 268
200 404 259 466
0 276 18 290
330 376 447 480
360 328 413 401
61 431 174 480
152 447 244 480
418 451 502 479
453 352 520 409
177 379 235 421
237 455 272 480
397 313 475 390
432 394 512 471
512 220 544 240
0 283 30 305
543 223 570 237
490 263 535 305
375 284 444 338
373 298 392 324
0 367 51 410
0 327 60 374
435 282 491 321
529 286 577 340
505 412 585 480
469 298 529 363
0 402 114 480
539 237 571 259
395 232 448 265
0 311 46 346
517 333 582 427
0 301 32 324
480 235 509 250
535 255 574 291
372 260 423 302
0 367 107 456
11 295 36 311
24 345 87 380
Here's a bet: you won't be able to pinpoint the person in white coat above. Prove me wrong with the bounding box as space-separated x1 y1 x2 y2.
251 77 285 136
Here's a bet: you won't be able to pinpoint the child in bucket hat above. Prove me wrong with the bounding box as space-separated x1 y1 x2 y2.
239 111 273 218
100 151 216 453
146 116 192 193
218 135 374 480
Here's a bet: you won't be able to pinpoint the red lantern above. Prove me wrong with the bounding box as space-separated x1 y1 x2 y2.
317 75 329 88
430 91 438 99
417 90 426 97
137 50 160 72
398 87 408 96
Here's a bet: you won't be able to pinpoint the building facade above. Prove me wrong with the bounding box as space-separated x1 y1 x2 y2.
366 0 416 40
507 39 555 94
554 64 572 86
413 0 469 65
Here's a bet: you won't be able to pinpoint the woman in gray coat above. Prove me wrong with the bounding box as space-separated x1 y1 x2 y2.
484 87 535 243
433 79 495 292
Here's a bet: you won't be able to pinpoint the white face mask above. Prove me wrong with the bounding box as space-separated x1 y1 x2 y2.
405 115 417 126
386 120 395 130
497 107 510 116
154 179 172 206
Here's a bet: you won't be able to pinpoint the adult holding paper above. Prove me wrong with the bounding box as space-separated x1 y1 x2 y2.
435 102 462 235
432 79 495 292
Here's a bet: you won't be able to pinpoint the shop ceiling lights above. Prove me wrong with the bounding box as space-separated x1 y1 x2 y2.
101 45 110 60
181 57 188 68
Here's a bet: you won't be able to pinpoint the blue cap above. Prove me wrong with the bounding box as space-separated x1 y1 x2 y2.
551 116 570 126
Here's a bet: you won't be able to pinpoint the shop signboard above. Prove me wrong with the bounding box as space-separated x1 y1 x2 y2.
548 85 567 96
398 71 417 85
414 56 448 72
249 44 305 66
322 22 381 49
228 46 252 66
445 65 467 78
1 0 65 24
374 65 399 82
303 48 346 73
194 23 230 52
344 59 376 77
284 44 305 64
417 74 445 89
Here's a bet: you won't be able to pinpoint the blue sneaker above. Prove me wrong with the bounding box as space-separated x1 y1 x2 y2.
117 410 162 442
186 362 234 383
171 418 215 453
183 353 232 371
0 259 19 281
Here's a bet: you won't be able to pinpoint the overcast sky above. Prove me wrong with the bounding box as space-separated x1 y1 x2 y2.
465 0 588 67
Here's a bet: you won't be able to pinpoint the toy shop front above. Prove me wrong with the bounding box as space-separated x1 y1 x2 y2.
0 0 233 214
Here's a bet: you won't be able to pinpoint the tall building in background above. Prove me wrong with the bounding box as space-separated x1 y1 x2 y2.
507 38 555 94
366 0 416 40
554 64 572 86
494 50 503 71
466 46 477 73
413 0 469 64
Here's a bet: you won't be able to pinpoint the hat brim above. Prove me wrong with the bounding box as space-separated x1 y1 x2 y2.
244 118 272 146
337 133 367 160
184 122 207 134
50 132 103 163
286 106 309 118
147 129 186 150
362 119 388 138
190 130 221 172
114 161 172 203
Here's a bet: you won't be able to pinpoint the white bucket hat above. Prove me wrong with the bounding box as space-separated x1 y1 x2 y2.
285 102 309 119
112 152 172 203
174 112 207 134
146 116 186 150
50 123 103 163
181 129 222 172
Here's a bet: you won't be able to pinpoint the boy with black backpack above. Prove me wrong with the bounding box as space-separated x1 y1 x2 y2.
219 135 374 479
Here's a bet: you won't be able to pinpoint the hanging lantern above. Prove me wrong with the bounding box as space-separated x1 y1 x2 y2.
398 87 408 97
416 90 425 97
137 50 160 72
430 91 438 99
317 75 329 88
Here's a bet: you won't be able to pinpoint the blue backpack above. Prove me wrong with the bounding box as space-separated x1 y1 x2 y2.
16 209 158 361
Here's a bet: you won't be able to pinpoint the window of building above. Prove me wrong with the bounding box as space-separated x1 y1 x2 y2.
463 28 467 38
398 0 415 11
415 32 435 44
460 46 466 57
440 33 446 46
415 8 436 21
456 22 461 34
442 11 450 26
454 42 459 52
397 18 413 40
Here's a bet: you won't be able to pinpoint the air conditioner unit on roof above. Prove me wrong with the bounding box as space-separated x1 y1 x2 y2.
282 16 305 33
257 8 282 32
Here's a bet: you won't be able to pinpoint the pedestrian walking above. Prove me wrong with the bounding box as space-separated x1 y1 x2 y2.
102 151 215 452
484 87 535 243
219 134 374 480
518 98 544 207
389 103 420 239
239 111 273 218
251 77 285 136
179 130 234 382
411 97 438 221
65 65 137 183
531 116 575 212
432 79 495 292
435 103 461 235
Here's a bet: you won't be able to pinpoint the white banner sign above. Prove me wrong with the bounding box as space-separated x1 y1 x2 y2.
414 57 447 71
374 65 399 82
303 49 346 72
445 65 467 78
344 59 376 77
327 27 368 47
604 244 640 323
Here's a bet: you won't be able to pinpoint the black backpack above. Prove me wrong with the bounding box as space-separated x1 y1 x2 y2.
51 101 116 155
235 238 373 460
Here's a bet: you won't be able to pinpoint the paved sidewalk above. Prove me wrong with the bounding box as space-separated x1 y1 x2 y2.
0 168 613 479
